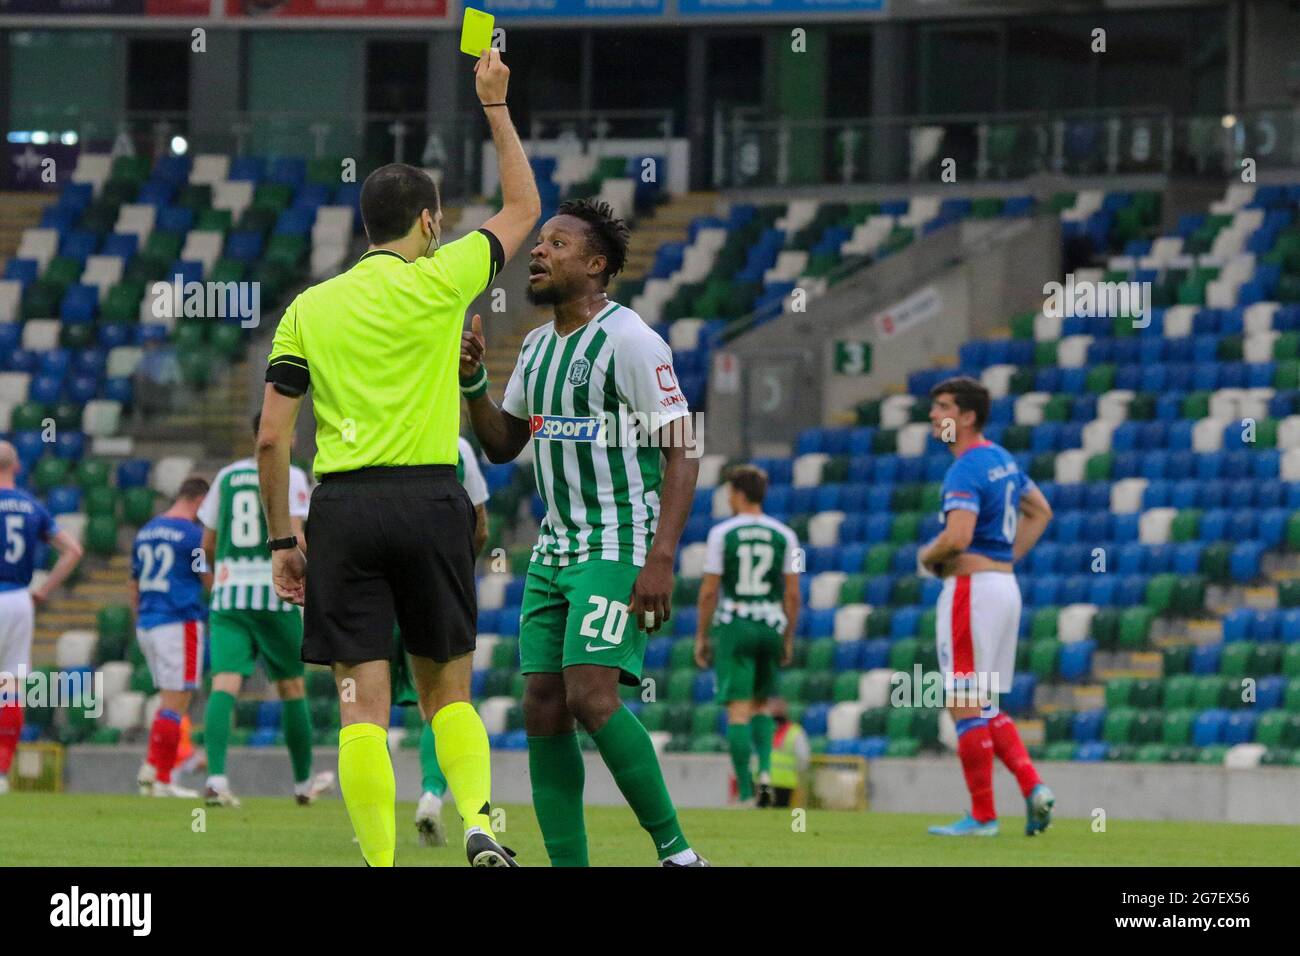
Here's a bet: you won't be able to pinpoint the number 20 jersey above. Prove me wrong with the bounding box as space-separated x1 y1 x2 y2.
196 457 311 613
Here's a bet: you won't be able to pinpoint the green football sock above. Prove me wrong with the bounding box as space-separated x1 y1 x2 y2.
204 690 235 776
527 733 588 867
591 706 689 861
420 723 447 798
727 722 754 800
282 697 313 784
751 713 775 775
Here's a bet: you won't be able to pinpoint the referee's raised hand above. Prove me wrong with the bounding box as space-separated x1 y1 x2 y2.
474 49 509 105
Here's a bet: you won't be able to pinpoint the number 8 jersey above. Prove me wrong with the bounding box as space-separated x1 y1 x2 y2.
703 513 799 632
197 457 311 612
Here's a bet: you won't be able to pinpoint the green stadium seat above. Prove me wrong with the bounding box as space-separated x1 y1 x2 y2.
1044 741 1076 761
1105 678 1133 709
1163 674 1196 709
31 457 69 494
74 458 111 490
778 669 806 702
1134 744 1167 763
859 707 887 736
1044 710 1073 742
122 487 157 526
885 738 920 758
832 672 860 702
1029 640 1059 680
691 703 722 738
1030 607 1058 641
885 707 915 741
491 639 517 669
806 638 835 672
888 638 917 672
1102 707 1137 745
86 515 119 557
83 485 119 518
667 669 695 702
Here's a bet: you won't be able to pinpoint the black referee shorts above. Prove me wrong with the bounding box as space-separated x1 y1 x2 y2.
302 465 477 666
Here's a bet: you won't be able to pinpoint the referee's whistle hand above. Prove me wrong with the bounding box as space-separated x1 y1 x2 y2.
272 548 307 606
474 49 510 105
460 314 486 379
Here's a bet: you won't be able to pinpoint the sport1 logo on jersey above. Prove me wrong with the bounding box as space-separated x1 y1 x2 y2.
529 415 601 442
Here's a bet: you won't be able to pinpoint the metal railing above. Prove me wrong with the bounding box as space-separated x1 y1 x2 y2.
7 108 484 196
713 106 1300 188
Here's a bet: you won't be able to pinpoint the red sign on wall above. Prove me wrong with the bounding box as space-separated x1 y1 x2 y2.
146 0 218 13
225 0 447 15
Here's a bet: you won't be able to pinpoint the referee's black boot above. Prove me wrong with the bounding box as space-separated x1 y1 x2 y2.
466 830 519 867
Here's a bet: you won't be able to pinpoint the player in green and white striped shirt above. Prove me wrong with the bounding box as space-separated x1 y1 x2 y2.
694 464 801 808
460 199 707 867
197 413 333 807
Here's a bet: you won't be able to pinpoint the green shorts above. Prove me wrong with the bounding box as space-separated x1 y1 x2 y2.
519 559 646 686
391 628 418 707
712 618 784 703
208 608 305 682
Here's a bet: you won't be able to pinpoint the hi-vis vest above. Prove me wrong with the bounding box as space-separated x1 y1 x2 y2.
770 721 807 790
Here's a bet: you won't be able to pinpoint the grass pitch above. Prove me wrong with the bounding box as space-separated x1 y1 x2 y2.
0 793 1291 866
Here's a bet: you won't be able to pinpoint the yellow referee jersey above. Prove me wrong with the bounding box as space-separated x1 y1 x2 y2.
266 229 502 476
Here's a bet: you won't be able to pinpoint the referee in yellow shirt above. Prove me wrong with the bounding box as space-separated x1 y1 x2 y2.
256 49 540 867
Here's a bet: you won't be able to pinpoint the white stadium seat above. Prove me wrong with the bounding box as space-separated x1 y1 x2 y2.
100 661 132 700
21 319 60 352
151 456 197 497
808 511 844 547
809 572 846 610
0 280 20 323
82 400 122 438
833 604 870 642
858 669 895 709
106 692 147 732
56 630 97 669
828 702 867 740
0 372 32 405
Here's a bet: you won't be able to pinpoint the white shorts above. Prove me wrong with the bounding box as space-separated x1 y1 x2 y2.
137 620 205 692
0 588 34 680
935 572 1021 714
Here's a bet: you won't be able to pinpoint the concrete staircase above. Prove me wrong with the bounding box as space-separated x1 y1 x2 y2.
30 357 255 667
615 191 721 295
0 191 55 271
32 555 132 667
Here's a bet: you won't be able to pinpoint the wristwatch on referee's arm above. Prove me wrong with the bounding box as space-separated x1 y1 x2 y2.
267 536 298 554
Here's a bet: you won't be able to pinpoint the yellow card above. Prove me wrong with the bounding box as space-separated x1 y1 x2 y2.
460 7 495 58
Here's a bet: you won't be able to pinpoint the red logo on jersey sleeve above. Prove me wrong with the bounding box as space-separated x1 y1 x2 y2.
655 364 678 392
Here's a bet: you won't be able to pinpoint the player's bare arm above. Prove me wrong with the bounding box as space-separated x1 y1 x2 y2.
475 50 542 260
629 431 699 634
127 577 139 617
256 383 306 605
1012 485 1053 562
918 509 976 575
694 572 721 667
781 572 800 666
200 527 216 575
32 528 84 606
461 314 531 462
292 515 307 556
473 504 489 557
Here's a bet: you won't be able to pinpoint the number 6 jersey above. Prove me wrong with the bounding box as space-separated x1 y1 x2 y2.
197 457 311 612
703 513 799 633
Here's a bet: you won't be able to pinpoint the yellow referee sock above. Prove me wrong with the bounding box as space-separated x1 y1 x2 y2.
432 702 494 838
338 722 396 867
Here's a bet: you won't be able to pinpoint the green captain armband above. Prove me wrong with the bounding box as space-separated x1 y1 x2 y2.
460 366 489 399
